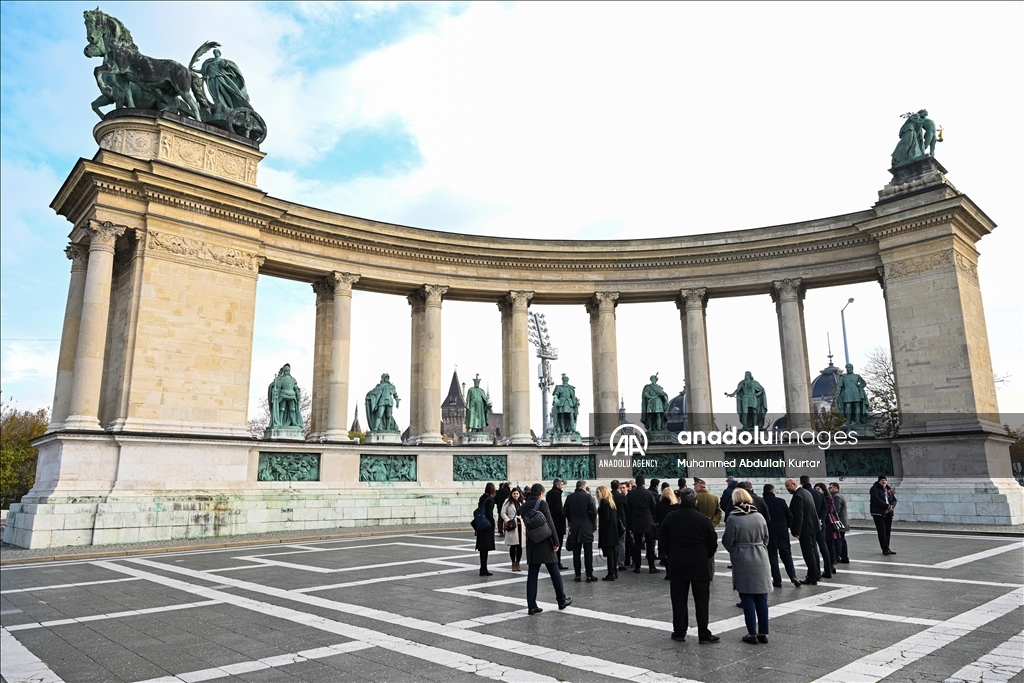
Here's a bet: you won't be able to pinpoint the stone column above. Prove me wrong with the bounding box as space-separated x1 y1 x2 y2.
310 278 334 438
594 292 619 438
677 287 714 431
407 291 426 441
49 244 90 431
64 221 126 431
498 299 512 440
325 273 359 440
772 278 813 429
507 290 534 444
418 285 448 444
586 299 602 438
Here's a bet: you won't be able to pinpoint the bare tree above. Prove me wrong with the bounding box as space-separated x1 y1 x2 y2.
861 346 899 438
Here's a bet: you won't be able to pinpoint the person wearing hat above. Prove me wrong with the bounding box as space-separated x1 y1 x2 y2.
546 478 568 569
869 476 897 555
721 476 738 519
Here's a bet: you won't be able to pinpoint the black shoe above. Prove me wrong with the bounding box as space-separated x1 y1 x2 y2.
574 575 582 582
558 596 572 610
736 602 743 608
887 550 896 555
528 607 543 615
757 635 768 643
586 575 599 583
791 579 801 588
822 573 832 579
802 580 818 586
772 582 783 588
664 574 671 580
558 564 569 570
671 632 686 642
882 549 891 555
480 570 493 576
649 567 661 574
617 566 626 572
726 564 733 568
633 568 642 574
742 635 759 644
602 575 616 581
698 634 720 644
839 559 850 564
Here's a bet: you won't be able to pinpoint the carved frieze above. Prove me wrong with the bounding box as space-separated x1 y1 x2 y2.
885 250 955 281
146 230 261 274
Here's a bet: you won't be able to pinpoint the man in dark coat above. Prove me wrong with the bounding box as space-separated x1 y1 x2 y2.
474 484 496 576
611 480 628 571
763 484 799 587
659 488 720 643
546 478 568 569
721 476 738 519
801 475 832 578
564 480 598 582
740 481 771 523
627 475 660 573
786 478 821 585
869 475 898 555
523 483 571 615
494 483 511 537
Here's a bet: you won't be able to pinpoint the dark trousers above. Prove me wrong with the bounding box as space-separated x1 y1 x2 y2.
739 593 769 635
555 529 565 565
572 541 594 577
479 550 488 571
633 531 656 569
625 531 635 565
835 532 849 562
815 526 832 576
526 562 566 609
873 514 893 552
824 533 837 571
617 532 626 567
767 536 797 584
509 544 522 564
670 578 711 637
798 533 821 582
604 546 618 577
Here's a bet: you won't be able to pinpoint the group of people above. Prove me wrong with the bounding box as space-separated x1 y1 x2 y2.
474 474 898 644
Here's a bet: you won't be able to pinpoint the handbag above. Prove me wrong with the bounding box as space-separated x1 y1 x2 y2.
522 500 553 543
504 519 517 531
829 512 845 532
472 501 492 532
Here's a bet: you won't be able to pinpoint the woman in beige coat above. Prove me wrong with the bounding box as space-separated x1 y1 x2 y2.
501 487 525 571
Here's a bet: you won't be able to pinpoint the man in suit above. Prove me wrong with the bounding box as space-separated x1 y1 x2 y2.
720 476 738 519
659 488 720 643
800 475 832 578
564 480 598 582
740 481 770 523
786 478 821 585
611 480 628 572
693 478 723 579
763 484 799 587
546 478 568 569
627 475 660 573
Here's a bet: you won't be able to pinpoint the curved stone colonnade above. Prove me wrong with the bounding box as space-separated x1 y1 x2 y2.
4 113 1020 549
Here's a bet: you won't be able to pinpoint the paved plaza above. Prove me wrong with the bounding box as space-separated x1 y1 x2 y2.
2 528 1022 683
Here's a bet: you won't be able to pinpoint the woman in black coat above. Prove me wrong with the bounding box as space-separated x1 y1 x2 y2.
475 482 496 576
523 483 571 614
655 487 680 570
596 485 624 580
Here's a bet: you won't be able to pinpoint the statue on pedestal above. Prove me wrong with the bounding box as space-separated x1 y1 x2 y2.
264 364 303 439
640 373 670 433
551 374 580 437
365 373 401 433
891 109 941 167
464 375 492 432
834 363 874 436
725 371 767 432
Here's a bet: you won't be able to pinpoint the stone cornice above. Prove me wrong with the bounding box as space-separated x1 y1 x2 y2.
854 195 995 245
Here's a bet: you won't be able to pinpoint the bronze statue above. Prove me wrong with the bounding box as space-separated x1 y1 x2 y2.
267 364 303 430
725 371 767 432
365 373 401 433
464 375 491 433
640 374 670 432
835 363 869 426
551 374 580 436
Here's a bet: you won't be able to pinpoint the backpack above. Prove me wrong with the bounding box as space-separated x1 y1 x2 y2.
522 499 553 543
472 499 492 532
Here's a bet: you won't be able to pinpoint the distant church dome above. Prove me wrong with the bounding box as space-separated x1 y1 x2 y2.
812 355 842 413
666 388 686 432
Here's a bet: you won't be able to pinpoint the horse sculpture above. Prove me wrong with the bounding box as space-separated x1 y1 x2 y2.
84 9 202 120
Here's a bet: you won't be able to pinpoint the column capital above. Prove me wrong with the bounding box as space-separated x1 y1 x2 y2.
85 220 127 253
331 271 360 294
585 298 599 320
422 284 448 306
407 289 426 312
65 243 90 272
677 287 707 311
593 291 618 311
771 277 804 303
312 277 335 303
876 266 886 288
496 298 512 317
507 290 533 312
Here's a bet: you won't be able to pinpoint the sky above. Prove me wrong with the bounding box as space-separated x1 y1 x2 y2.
2 1 1022 434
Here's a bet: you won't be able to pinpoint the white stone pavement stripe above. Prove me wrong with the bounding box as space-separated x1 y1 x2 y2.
131 641 376 683
943 629 1024 683
212 551 479 574
1 609 24 615
291 566 478 593
94 561 560 683
0 576 142 594
242 541 471 560
813 587 1024 683
117 557 699 683
932 541 1024 569
789 562 1020 588
804 605 941 626
446 610 531 629
5 600 223 632
1 626 66 683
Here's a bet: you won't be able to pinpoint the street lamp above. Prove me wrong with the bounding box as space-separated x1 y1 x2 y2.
840 298 855 365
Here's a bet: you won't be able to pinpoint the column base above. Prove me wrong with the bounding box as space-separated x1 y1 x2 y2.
367 431 403 444
322 429 356 443
62 414 102 431
461 432 494 445
509 434 535 445
414 433 446 445
263 427 305 441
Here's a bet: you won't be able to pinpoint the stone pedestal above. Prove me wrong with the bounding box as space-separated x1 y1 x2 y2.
263 427 304 441
551 433 582 445
367 431 402 444
462 432 494 445
648 431 677 444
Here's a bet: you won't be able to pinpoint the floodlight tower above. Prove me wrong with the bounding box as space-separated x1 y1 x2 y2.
527 311 558 439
